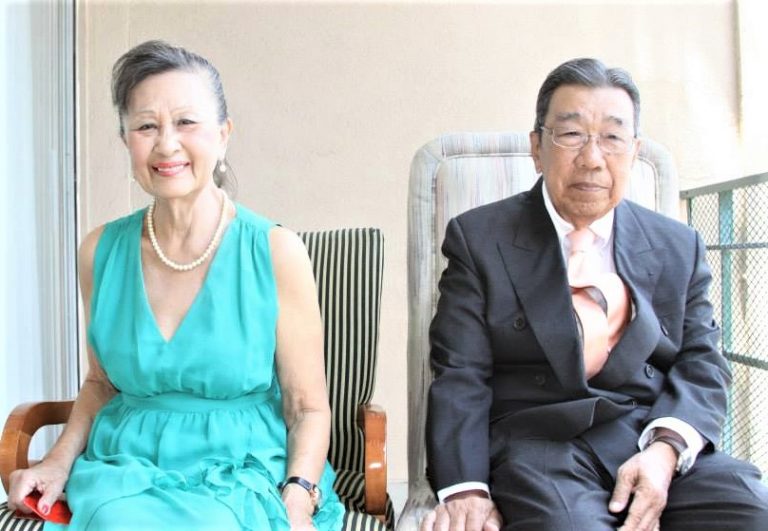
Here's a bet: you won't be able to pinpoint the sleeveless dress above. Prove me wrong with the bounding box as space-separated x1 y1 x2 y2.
47 205 345 530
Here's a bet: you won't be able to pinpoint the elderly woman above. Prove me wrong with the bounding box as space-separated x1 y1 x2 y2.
8 40 344 530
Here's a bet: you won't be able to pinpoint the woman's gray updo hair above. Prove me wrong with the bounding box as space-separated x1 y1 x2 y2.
111 40 234 190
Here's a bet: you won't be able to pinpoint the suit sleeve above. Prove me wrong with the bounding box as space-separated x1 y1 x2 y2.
426 217 495 492
647 231 731 447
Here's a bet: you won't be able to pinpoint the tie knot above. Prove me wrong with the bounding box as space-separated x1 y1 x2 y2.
568 228 596 255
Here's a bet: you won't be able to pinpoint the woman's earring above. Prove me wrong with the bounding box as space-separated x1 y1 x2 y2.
218 159 227 173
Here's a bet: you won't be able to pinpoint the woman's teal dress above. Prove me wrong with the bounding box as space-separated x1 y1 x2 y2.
48 205 344 530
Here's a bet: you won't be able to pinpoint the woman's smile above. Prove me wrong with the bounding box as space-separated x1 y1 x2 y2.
152 160 190 177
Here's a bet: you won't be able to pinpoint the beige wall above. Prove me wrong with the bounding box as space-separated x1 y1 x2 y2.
737 0 768 176
78 0 759 483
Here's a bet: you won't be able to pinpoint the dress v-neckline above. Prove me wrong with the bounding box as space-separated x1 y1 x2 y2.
137 206 239 345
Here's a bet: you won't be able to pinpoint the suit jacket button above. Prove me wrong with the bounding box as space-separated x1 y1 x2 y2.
513 316 527 330
645 364 655 378
534 374 546 386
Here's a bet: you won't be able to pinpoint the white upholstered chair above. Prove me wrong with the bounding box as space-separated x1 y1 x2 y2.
396 131 679 530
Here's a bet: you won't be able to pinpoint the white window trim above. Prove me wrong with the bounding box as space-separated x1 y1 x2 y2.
0 0 79 462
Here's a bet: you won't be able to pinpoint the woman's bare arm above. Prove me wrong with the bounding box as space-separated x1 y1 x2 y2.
8 226 117 515
271 227 331 527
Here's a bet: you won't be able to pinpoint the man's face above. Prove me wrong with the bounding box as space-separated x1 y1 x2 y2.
530 84 641 228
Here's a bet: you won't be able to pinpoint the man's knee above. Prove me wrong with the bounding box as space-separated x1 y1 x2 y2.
661 500 768 531
498 504 617 531
736 500 768 531
663 451 768 530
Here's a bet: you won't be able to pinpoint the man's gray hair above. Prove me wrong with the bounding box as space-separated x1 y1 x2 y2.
533 57 641 136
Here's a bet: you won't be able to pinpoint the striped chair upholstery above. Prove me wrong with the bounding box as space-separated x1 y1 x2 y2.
398 131 679 530
0 228 392 531
300 228 394 530
342 508 391 531
0 503 42 531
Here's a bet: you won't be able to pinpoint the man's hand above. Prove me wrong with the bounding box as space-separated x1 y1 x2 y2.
609 441 677 531
420 490 503 531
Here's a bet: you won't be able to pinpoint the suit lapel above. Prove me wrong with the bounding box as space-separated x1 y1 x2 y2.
496 181 588 394
589 202 663 389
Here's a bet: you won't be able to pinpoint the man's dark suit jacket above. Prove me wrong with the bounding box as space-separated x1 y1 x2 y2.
426 179 731 494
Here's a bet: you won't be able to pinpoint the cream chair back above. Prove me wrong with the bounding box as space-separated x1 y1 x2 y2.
398 131 679 529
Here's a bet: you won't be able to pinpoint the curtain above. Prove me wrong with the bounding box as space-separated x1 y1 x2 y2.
0 1 78 501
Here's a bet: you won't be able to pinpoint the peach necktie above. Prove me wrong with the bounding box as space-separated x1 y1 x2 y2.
567 228 630 379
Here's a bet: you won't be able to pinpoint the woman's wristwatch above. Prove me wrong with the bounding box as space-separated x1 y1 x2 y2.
278 476 321 515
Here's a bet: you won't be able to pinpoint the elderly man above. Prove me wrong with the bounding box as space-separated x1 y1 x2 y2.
422 58 768 531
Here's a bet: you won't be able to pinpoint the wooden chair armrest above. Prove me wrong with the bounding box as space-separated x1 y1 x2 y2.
357 403 387 521
0 400 74 494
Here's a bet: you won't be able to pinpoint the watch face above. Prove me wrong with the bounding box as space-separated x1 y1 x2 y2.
311 485 321 504
678 452 693 474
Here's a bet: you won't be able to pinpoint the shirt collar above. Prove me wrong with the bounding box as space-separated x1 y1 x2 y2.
541 180 615 248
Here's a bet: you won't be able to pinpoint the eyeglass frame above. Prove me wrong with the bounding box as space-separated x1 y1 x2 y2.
540 125 637 155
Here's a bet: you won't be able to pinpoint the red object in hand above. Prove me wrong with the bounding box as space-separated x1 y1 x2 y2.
14 490 72 524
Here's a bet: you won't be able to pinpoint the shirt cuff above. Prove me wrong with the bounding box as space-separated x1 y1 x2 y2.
638 417 706 465
436 482 490 504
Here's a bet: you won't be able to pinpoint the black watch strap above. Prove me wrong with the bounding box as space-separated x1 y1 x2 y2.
278 476 321 514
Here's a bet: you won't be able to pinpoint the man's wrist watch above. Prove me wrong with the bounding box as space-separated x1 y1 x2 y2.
278 476 321 514
644 431 693 475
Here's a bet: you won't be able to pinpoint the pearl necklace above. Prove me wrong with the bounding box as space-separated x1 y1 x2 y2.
146 191 229 272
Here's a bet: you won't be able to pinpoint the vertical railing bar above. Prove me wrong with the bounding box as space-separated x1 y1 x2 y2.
719 189 735 455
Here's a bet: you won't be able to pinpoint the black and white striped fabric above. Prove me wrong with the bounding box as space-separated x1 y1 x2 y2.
299 228 383 473
342 508 389 531
0 502 43 531
0 228 391 531
299 228 393 529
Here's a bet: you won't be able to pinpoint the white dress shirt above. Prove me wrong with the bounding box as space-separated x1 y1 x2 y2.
436 186 704 503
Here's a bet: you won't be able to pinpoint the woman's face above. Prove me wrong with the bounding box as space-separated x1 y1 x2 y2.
123 69 232 201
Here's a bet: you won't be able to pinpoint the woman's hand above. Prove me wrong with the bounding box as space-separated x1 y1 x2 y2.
282 484 318 531
286 508 317 531
7 459 69 516
7 226 112 519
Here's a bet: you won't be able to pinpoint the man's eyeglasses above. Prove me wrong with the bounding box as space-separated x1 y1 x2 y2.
541 126 636 155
